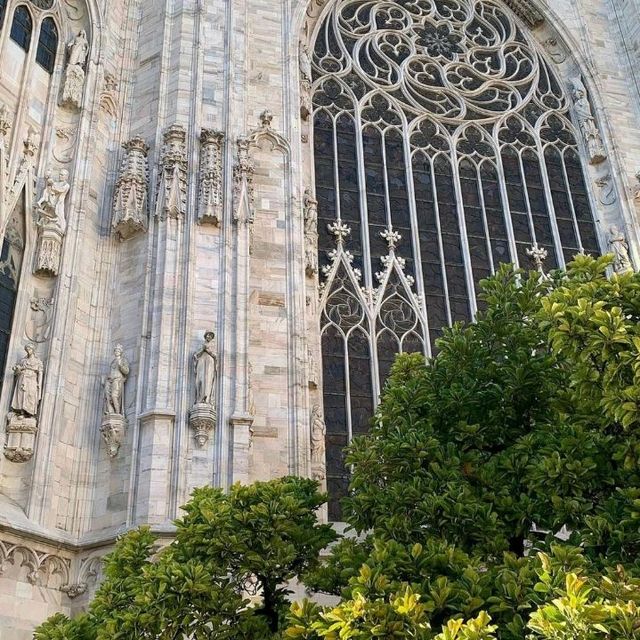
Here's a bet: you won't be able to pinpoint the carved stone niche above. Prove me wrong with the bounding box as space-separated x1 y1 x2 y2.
34 224 64 276
188 403 216 448
100 414 125 458
198 129 224 225
4 413 38 463
112 137 150 240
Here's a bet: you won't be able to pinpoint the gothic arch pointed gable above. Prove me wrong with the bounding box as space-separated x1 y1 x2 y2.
307 0 611 517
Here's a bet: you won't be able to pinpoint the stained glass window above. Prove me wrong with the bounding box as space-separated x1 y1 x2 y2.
36 16 57 72
312 0 601 518
10 5 33 51
0 207 25 391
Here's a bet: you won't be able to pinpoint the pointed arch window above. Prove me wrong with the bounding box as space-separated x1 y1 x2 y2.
10 5 33 52
312 0 602 518
36 17 57 73
0 206 25 390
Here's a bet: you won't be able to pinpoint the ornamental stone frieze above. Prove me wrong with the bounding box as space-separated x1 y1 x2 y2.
34 168 70 277
502 0 544 27
198 129 224 225
100 345 130 457
157 124 188 220
189 331 218 447
4 345 44 463
0 538 70 587
112 137 150 240
60 31 89 110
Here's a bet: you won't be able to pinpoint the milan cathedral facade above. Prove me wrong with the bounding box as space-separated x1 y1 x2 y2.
0 0 639 634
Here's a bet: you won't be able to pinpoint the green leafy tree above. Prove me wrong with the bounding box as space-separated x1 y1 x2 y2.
298 256 640 639
35 477 336 639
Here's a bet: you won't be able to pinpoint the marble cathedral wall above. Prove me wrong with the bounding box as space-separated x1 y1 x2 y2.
0 0 639 635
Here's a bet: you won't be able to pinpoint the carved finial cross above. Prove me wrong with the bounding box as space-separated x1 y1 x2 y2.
526 245 548 274
328 220 351 244
381 227 401 250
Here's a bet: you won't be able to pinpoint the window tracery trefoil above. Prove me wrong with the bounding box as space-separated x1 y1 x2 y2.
312 0 601 519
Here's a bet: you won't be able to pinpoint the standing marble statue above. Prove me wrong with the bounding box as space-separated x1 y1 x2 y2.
299 42 313 120
10 344 43 417
61 31 89 109
103 344 129 415
194 331 217 405
571 81 606 165
189 332 218 447
4 345 43 463
36 169 70 230
310 404 326 464
608 226 633 274
304 188 318 277
67 30 89 67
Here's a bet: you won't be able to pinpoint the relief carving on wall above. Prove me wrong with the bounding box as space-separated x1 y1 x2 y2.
189 331 218 447
0 538 70 588
157 124 188 220
112 137 150 240
100 344 129 457
60 31 89 110
198 129 224 225
4 345 44 463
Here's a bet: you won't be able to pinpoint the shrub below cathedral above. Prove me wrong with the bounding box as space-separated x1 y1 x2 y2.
294 256 640 639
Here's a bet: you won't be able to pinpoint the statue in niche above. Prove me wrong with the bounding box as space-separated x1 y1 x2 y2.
299 42 313 120
310 404 326 481
10 344 43 417
4 345 43 462
67 30 89 68
103 344 129 416
194 331 217 405
36 169 70 231
304 188 318 277
571 81 606 165
310 404 326 464
608 226 633 274
61 31 89 109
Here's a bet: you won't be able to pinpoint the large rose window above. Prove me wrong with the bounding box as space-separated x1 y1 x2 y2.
311 0 601 519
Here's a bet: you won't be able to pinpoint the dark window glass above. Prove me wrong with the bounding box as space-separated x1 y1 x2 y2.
0 0 7 30
10 5 32 52
313 0 602 520
36 17 57 73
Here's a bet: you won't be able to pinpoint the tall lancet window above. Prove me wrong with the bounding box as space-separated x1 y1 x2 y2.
0 203 25 390
9 5 33 51
312 0 601 519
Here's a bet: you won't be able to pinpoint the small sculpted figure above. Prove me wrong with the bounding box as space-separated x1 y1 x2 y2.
37 169 70 230
10 344 43 417
103 344 129 415
194 331 217 405
67 30 89 67
609 226 633 274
